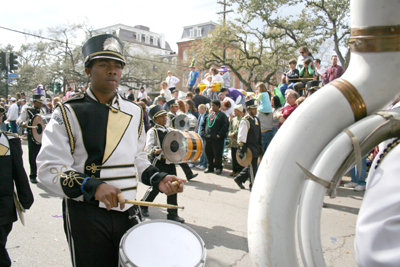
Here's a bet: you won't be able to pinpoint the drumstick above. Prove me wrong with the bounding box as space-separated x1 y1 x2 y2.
26 126 38 129
125 199 184 209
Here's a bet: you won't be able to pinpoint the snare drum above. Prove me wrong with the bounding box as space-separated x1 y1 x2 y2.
119 220 206 267
162 130 203 163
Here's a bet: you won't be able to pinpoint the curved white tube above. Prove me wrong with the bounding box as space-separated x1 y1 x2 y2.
298 109 400 267
248 0 400 266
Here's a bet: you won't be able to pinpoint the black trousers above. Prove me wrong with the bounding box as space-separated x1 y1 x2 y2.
0 223 12 267
231 147 243 173
179 163 193 178
63 199 137 267
236 157 259 185
141 160 178 216
205 138 224 170
27 137 41 180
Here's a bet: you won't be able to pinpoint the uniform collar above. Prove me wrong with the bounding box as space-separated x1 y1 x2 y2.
87 88 120 112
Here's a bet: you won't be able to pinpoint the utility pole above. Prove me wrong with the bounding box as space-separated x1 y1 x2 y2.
217 0 233 60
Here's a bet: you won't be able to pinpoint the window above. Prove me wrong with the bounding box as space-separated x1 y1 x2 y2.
145 35 150 44
136 33 141 41
153 37 158 45
163 58 169 63
197 28 202 37
190 29 194 38
183 50 188 61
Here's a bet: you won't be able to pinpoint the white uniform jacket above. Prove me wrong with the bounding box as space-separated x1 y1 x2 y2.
37 89 168 212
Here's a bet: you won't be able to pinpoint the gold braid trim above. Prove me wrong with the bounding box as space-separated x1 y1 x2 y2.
56 103 75 154
349 24 400 52
375 139 400 170
138 106 144 139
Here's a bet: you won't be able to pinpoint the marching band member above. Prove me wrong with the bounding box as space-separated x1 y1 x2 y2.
17 93 46 184
36 34 185 267
234 99 262 191
0 106 34 266
166 99 199 180
141 105 185 223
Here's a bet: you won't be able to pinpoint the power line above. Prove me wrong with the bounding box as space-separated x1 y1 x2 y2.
0 26 79 46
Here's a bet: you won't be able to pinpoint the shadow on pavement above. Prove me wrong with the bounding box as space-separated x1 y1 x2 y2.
185 180 243 194
335 187 365 199
36 182 64 199
324 203 360 215
187 224 248 252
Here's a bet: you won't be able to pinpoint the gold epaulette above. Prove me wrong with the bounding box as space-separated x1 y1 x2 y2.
62 93 85 103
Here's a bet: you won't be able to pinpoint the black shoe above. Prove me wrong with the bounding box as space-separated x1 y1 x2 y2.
322 202 327 208
234 178 245 189
249 183 253 191
30 178 38 184
141 208 149 217
215 168 222 175
204 169 214 173
187 173 198 181
167 215 185 223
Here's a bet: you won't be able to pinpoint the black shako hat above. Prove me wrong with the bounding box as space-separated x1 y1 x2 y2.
245 99 258 109
82 34 126 68
167 99 179 109
149 105 167 121
32 94 45 104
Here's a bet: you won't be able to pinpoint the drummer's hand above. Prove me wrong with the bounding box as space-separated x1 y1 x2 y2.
154 148 162 154
22 122 28 128
228 133 234 138
158 175 186 196
94 183 125 211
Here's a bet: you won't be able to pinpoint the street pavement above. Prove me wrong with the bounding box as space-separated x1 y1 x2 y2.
7 139 363 266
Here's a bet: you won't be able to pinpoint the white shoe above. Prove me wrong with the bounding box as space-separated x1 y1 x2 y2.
188 163 195 168
354 185 366 191
196 165 206 170
344 182 358 188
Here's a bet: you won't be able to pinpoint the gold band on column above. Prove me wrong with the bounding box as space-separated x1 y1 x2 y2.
330 78 367 122
349 24 400 52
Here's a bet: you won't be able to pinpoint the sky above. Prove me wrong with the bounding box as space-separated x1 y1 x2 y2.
0 0 232 52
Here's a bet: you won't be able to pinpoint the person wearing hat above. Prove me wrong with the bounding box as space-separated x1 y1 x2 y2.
17 94 47 183
228 104 245 176
127 88 135 101
138 86 147 100
140 105 185 223
234 99 262 191
0 114 34 267
218 65 230 88
200 99 229 174
5 97 18 134
187 60 200 92
36 34 185 267
165 99 199 180
220 87 245 106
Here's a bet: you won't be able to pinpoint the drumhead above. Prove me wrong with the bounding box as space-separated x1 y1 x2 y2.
120 220 206 267
163 131 187 163
174 114 190 131
30 115 45 144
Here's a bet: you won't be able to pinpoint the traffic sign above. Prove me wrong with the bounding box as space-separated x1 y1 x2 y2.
8 73 19 78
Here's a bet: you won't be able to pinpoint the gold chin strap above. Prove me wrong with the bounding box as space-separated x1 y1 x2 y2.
330 78 367 122
349 24 400 52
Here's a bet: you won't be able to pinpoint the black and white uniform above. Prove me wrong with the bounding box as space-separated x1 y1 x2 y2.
37 89 168 267
235 114 262 187
17 106 46 181
0 131 34 266
141 124 178 216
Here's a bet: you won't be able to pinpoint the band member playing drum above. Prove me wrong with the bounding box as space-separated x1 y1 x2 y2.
166 99 199 181
234 99 262 191
17 93 46 184
141 105 185 223
36 34 185 267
